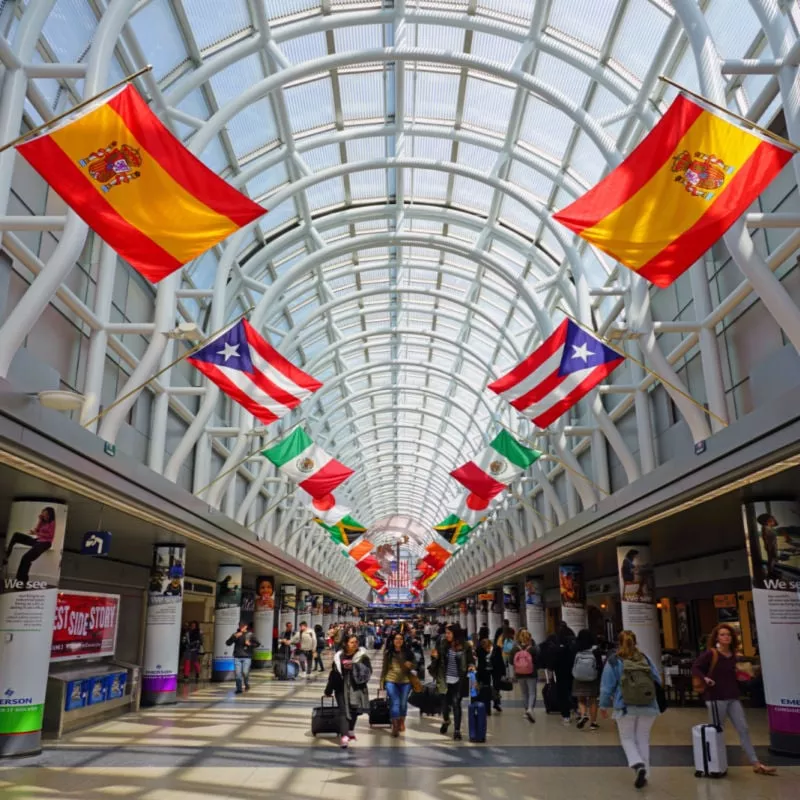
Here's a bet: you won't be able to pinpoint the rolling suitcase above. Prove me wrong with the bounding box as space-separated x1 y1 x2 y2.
273 656 299 681
542 680 558 714
369 689 391 727
311 695 344 737
468 701 487 743
693 702 728 778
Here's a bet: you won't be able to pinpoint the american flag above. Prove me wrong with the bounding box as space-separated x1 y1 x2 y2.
388 558 410 589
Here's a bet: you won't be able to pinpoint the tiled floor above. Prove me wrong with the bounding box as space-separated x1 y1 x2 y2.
1 651 797 799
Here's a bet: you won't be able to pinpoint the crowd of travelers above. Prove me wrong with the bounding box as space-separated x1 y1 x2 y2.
180 614 776 786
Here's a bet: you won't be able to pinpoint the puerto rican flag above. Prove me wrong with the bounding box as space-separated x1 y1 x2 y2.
188 319 322 425
488 320 624 429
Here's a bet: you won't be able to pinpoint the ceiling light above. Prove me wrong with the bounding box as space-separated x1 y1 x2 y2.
36 390 85 412
166 322 203 341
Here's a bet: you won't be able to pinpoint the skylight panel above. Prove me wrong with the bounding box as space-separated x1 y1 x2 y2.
451 176 493 215
265 0 319 21
197 136 230 174
129 0 188 80
334 24 383 54
246 161 289 201
461 76 516 135
569 130 607 185
303 143 342 173
518 97 573 159
477 0 535 25
183 0 252 50
339 71 385 120
346 136 386 163
610 0 670 80
227 99 279 158
547 0 617 51
42 0 97 63
507 159 554 202
260 200 297 235
305 176 346 211
470 31 523 68
280 32 328 65
410 23 464 53
409 168 449 202
455 142 498 175
498 195 536 233
406 70 460 121
704 0 765 59
349 169 387 201
534 51 592 105
284 78 336 132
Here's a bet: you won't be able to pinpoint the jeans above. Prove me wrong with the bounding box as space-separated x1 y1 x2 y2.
385 681 412 719
707 699 758 764
4 533 52 584
234 657 251 691
302 650 313 675
314 650 325 671
616 714 656 774
442 681 463 732
518 676 538 713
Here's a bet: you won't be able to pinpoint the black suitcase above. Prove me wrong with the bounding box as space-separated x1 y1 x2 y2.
311 695 344 736
543 680 558 714
368 690 391 727
273 656 299 681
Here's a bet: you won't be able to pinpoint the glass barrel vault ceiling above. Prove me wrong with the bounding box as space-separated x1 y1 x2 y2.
8 0 794 556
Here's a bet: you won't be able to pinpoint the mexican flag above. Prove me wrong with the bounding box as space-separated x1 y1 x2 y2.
450 430 541 500
263 427 353 498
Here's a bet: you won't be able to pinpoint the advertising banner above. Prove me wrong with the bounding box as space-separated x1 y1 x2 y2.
503 583 521 631
279 584 297 634
487 590 502 635
0 500 68 756
743 501 800 755
310 593 323 631
459 598 468 632
51 591 120 662
524 575 546 644
212 564 242 681
142 544 185 706
559 564 587 633
322 596 333 632
616 546 661 668
297 589 311 627
477 592 491 629
252 575 275 667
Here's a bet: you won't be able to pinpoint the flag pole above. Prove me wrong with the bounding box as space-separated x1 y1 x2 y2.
193 419 304 497
249 489 296 529
0 65 154 155
557 309 728 429
82 305 255 429
657 75 800 153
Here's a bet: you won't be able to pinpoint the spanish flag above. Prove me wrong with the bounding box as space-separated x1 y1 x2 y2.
553 94 794 288
16 85 265 283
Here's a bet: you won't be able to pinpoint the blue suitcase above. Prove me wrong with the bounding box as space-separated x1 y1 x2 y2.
468 700 487 743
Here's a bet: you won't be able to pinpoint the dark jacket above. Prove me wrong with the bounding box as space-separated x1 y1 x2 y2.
325 647 372 714
226 630 260 659
430 641 475 694
692 649 740 701
185 628 203 654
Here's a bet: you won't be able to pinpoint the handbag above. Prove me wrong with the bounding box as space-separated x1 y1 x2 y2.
692 649 718 695
498 677 513 693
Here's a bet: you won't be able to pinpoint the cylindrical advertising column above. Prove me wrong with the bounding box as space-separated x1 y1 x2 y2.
252 575 275 670
279 584 297 636
503 582 521 631
477 593 489 632
141 544 186 706
310 593 323 632
524 575 546 645
559 564 587 633
488 590 502 635
296 589 311 628
616 546 661 668
212 565 242 682
0 500 68 757
459 599 468 632
743 501 800 756
322 597 333 632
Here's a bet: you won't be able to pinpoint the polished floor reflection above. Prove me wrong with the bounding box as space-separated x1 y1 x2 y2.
1 652 797 799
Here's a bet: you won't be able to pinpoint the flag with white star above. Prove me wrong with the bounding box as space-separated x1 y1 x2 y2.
488 319 624 429
188 319 322 425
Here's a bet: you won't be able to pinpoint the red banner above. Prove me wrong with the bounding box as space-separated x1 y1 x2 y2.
51 591 120 661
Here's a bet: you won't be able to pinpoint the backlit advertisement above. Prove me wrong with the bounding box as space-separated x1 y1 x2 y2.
51 591 119 662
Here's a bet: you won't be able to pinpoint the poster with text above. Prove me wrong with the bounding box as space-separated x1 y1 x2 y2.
743 501 800 751
524 576 546 644
253 575 275 664
503 583 521 631
616 546 661 668
142 544 185 704
310 593 323 630
279 584 297 634
213 565 242 678
51 591 119 662
559 564 587 633
297 589 311 627
0 500 68 753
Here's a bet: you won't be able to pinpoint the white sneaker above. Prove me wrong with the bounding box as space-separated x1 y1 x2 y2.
562 717 571 726
340 735 350 748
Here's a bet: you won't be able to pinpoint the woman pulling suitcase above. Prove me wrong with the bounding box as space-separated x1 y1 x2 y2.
324 634 372 748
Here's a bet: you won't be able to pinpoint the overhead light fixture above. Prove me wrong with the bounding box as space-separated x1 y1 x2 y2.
36 390 85 412
166 322 203 341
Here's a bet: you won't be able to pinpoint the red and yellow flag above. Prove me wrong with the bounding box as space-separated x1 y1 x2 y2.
553 94 794 288
16 85 265 283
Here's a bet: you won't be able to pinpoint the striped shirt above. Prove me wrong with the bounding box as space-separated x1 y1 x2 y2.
445 648 460 685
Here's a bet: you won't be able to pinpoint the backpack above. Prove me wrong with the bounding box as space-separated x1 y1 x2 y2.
572 650 598 682
503 638 514 656
619 657 656 707
513 648 534 676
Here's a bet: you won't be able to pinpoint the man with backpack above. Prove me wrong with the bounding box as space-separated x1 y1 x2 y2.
509 628 538 722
